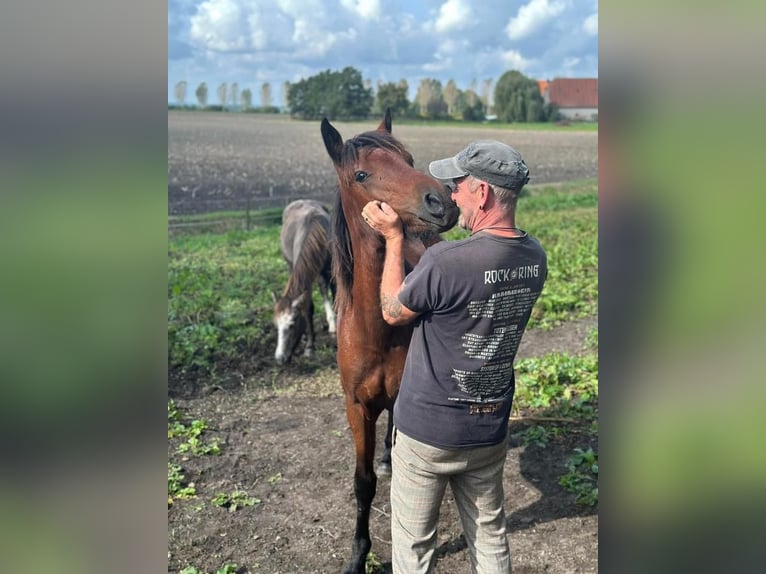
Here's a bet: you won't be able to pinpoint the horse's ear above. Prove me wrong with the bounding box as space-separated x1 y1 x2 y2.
321 118 343 165
271 290 279 304
377 108 392 134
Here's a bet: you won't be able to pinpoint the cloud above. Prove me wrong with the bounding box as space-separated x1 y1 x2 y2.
190 0 249 51
340 0 381 21
434 0 473 33
505 0 567 41
169 0 598 103
583 12 598 36
501 49 533 72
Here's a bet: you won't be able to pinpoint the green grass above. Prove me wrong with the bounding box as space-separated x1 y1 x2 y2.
168 179 597 374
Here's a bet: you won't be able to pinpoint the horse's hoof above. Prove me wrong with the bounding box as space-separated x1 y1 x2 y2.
376 461 392 477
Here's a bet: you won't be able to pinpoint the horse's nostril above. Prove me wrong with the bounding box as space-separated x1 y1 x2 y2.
423 193 445 217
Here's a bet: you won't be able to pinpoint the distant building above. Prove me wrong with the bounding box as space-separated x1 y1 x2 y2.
539 78 598 121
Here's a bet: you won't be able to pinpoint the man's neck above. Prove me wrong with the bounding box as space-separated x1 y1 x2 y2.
471 208 521 237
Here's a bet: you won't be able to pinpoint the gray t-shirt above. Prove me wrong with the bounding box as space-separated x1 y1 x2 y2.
395 231 547 449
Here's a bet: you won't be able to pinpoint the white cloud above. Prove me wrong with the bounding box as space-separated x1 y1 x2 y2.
563 56 580 68
171 0 598 103
583 12 598 36
505 0 566 41
190 0 249 51
340 0 381 21
434 0 472 33
501 49 533 71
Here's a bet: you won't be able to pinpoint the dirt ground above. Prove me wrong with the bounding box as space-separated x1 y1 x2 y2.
168 112 597 215
168 113 598 572
168 317 597 574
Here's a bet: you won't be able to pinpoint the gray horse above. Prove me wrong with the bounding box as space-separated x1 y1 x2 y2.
273 199 336 364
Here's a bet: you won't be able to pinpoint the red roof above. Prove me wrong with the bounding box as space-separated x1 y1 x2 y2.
547 78 598 108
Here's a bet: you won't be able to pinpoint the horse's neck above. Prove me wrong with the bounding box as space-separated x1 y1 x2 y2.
283 268 312 301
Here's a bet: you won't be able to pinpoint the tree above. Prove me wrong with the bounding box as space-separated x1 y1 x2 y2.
375 80 410 118
230 83 239 108
195 82 208 107
282 82 291 111
494 70 550 122
217 83 228 108
261 82 272 108
457 89 485 121
443 80 459 116
241 88 252 110
287 67 373 120
415 78 447 118
481 78 494 115
174 81 187 106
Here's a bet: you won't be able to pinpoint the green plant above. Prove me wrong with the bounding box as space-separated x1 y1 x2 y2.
559 447 599 506
169 403 222 456
512 425 551 448
168 462 197 505
168 181 597 375
514 353 598 422
365 551 385 574
585 327 598 350
212 490 261 512
267 473 282 485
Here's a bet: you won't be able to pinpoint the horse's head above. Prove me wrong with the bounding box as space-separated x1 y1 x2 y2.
272 291 309 365
321 110 459 237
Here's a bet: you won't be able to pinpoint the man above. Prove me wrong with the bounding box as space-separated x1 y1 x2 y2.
361 140 547 573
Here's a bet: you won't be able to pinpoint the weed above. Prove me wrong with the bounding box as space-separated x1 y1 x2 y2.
169 403 222 456
585 327 598 350
168 462 197 505
559 447 599 506
212 490 261 512
514 353 598 422
512 425 551 448
365 551 385 574
168 182 596 374
180 563 241 574
267 473 282 485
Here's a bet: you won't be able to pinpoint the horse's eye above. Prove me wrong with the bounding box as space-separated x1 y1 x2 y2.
354 171 369 183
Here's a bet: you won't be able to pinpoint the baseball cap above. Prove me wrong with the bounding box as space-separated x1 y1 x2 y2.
429 140 530 190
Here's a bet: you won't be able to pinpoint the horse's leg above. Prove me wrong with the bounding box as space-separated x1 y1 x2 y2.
344 401 378 574
303 298 315 356
319 272 336 333
376 409 393 476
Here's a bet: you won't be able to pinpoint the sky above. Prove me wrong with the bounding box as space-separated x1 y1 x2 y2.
168 0 598 105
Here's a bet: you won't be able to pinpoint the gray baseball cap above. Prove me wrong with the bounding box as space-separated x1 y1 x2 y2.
429 140 530 190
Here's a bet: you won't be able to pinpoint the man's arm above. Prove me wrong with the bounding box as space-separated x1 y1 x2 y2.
361 201 421 326
379 234 420 326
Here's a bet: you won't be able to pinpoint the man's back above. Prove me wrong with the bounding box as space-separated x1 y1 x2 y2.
395 230 547 449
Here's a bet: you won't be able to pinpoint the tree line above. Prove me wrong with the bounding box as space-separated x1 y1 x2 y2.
171 67 560 123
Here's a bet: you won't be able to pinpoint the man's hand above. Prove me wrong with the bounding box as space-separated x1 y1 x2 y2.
362 201 404 242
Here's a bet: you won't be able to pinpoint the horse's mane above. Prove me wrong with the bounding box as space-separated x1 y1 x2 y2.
331 130 414 313
283 211 330 300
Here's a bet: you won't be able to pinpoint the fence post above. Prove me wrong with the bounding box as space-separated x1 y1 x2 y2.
246 197 251 231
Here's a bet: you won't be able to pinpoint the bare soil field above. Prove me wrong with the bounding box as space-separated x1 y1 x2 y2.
168 111 597 215
168 111 598 573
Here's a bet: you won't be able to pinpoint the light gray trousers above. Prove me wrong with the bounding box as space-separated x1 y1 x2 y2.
390 429 511 573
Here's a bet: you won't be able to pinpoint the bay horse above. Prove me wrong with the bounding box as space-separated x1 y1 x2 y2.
321 111 458 574
272 199 336 365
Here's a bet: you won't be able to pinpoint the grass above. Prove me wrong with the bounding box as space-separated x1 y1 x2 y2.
168 179 597 375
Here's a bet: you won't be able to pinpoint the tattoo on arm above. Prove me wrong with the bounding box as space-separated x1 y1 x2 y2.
381 293 403 319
